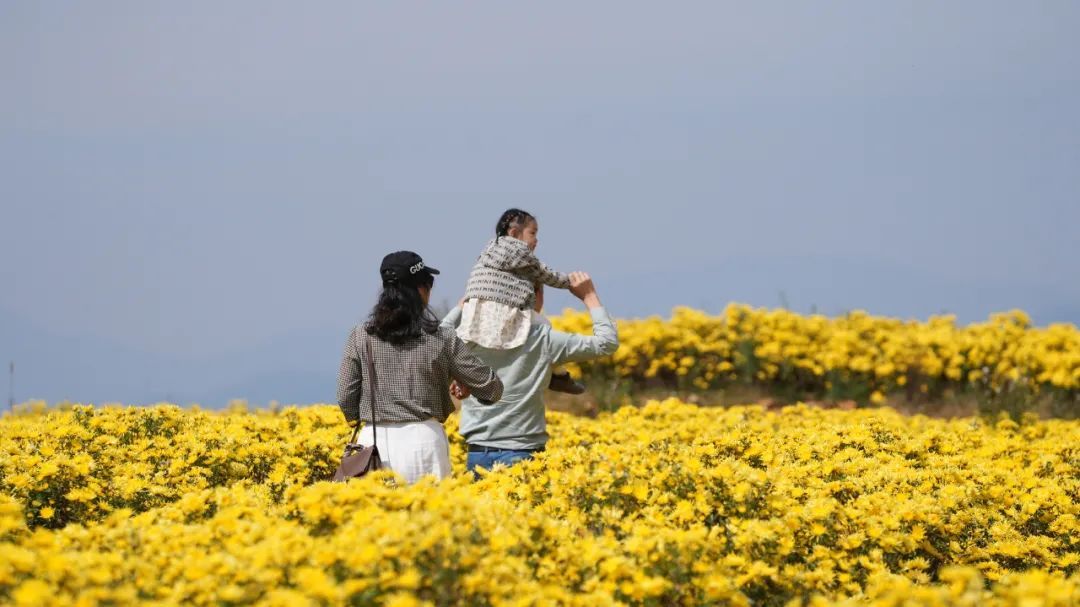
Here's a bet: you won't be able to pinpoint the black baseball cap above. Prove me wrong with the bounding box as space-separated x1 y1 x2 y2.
380 251 440 286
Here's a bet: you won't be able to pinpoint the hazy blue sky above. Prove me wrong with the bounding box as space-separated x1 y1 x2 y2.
2 2 1078 405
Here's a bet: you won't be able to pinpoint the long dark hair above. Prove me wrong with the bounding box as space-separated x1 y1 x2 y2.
366 279 439 344
495 208 536 240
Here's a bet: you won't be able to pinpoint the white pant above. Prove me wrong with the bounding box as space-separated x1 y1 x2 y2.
356 419 452 484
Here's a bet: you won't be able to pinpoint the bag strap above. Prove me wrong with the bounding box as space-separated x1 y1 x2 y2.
364 334 378 449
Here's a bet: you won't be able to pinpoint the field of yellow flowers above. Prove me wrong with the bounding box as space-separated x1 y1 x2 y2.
2 401 1078 606
551 305 1080 415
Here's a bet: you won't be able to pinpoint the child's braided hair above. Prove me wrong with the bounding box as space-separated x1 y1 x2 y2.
495 208 536 241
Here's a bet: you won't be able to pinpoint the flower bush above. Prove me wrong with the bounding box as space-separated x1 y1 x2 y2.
551 305 1080 414
2 401 1077 605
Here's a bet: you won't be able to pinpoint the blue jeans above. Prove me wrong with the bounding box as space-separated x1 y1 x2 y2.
466 448 539 479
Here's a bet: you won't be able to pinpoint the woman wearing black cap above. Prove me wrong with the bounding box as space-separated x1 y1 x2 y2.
336 251 504 483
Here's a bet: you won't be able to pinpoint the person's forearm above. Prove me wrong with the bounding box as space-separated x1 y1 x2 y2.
582 292 602 309
543 268 572 289
469 373 504 405
550 307 620 364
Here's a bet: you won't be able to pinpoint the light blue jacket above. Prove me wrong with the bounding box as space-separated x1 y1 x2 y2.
441 306 619 450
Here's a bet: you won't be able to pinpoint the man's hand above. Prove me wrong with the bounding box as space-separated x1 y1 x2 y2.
450 380 471 400
568 272 602 309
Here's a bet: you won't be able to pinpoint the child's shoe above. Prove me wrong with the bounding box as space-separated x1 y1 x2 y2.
548 369 586 395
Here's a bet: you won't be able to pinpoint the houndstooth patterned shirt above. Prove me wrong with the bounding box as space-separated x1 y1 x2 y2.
336 324 503 425
463 236 571 310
